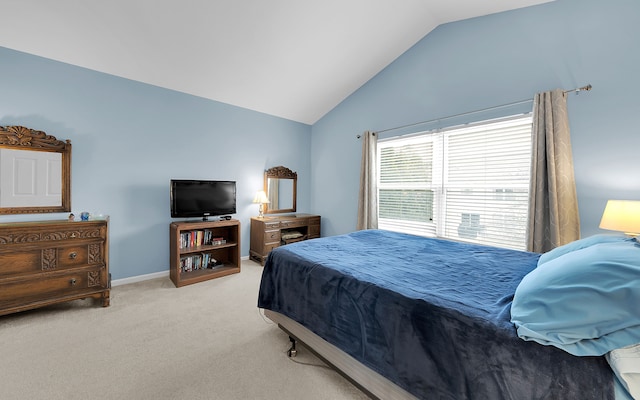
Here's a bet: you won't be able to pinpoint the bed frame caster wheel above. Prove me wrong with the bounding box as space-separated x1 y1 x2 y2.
287 336 297 358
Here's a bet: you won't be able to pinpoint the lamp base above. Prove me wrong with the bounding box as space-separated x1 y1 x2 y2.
258 204 265 218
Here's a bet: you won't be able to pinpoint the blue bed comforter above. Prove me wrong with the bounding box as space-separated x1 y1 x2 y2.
257 229 614 399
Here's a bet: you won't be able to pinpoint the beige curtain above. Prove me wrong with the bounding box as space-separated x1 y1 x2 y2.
526 89 580 252
356 131 378 230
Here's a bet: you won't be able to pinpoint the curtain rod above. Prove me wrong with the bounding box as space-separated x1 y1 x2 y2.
358 84 592 138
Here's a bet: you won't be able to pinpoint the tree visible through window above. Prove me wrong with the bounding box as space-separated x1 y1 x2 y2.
377 115 532 250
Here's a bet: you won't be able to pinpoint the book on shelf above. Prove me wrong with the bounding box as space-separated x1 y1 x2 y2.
180 229 227 249
203 229 213 245
211 237 227 246
179 253 224 273
196 230 203 246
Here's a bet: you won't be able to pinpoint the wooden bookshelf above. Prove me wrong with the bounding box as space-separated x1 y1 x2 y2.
169 219 240 287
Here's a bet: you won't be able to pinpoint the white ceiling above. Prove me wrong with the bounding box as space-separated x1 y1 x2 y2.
0 0 553 125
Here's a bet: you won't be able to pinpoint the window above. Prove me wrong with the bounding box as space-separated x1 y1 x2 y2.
377 115 532 250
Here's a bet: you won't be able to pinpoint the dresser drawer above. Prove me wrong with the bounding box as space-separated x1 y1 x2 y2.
264 222 280 230
0 242 104 279
308 225 321 237
0 267 108 307
279 219 307 229
265 242 280 253
264 230 281 243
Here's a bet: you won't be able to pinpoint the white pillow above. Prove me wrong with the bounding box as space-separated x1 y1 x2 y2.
607 343 640 399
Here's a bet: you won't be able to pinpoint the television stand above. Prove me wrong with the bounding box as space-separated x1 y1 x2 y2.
169 219 240 287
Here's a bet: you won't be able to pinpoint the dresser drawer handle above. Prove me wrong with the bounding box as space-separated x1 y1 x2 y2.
70 278 77 286
69 252 77 259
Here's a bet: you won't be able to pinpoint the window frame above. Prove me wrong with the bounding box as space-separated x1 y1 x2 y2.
377 114 533 250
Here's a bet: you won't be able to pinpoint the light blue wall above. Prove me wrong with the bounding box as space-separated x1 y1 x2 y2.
0 47 311 280
311 0 640 239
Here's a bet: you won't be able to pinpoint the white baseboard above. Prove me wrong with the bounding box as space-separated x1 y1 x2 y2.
111 271 169 287
111 255 251 287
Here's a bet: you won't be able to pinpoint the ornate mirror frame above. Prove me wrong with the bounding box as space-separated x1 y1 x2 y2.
264 166 297 214
0 126 72 215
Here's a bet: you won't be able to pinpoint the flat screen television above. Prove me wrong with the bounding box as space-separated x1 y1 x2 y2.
170 180 236 220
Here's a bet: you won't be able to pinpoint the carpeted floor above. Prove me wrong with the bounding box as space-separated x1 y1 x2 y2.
0 259 369 400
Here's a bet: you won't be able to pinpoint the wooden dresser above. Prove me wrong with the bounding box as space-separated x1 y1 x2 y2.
0 219 110 316
250 214 320 265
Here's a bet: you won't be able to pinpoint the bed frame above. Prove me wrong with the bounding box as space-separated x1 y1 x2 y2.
264 309 417 400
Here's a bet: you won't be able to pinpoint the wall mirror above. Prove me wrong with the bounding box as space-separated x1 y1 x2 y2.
264 166 297 214
0 125 72 215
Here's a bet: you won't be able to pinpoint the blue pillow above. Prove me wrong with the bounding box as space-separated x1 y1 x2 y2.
537 233 628 266
511 239 640 356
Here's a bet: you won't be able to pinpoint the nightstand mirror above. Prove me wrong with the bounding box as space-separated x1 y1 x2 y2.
264 166 297 214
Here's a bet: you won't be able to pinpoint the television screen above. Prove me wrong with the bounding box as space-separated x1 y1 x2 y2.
170 180 236 219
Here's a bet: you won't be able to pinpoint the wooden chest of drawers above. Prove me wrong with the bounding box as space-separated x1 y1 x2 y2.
0 219 110 316
249 214 320 265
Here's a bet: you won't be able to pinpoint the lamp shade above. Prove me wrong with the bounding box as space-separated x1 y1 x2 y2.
252 190 270 204
599 200 640 235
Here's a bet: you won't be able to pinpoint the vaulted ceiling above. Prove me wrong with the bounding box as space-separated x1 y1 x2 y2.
0 1 553 124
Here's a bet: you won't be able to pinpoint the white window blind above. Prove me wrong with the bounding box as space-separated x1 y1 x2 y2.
378 115 532 250
378 136 437 236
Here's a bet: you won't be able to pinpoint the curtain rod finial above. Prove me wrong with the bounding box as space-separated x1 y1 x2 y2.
565 84 592 95
576 84 592 94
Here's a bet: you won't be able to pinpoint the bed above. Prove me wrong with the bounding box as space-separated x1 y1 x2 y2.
257 229 640 399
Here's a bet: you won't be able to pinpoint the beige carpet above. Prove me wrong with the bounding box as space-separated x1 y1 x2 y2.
0 259 370 400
